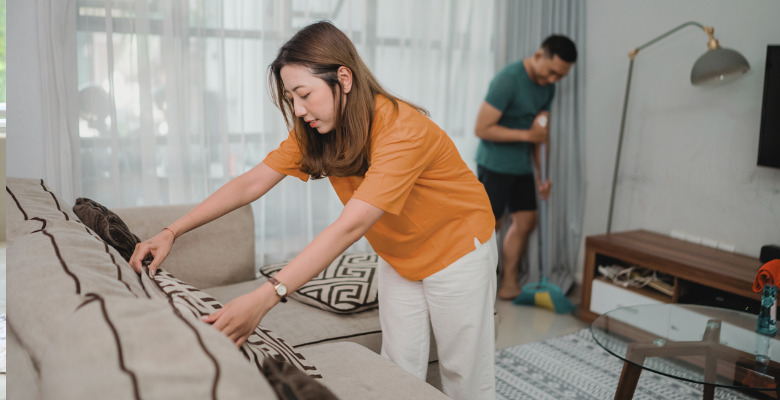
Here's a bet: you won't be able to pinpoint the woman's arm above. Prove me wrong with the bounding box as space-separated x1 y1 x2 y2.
128 162 285 274
204 198 385 346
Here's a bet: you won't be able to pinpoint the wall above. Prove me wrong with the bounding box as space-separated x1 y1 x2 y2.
583 0 780 265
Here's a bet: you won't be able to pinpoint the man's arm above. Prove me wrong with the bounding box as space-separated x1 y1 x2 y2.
474 101 548 143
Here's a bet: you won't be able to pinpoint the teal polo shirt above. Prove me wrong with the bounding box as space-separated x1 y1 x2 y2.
476 60 555 175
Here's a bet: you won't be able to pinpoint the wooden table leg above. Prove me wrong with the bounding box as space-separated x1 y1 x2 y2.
615 361 643 400
703 384 714 400
702 320 721 400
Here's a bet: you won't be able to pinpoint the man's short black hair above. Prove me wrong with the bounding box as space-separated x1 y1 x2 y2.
541 35 577 63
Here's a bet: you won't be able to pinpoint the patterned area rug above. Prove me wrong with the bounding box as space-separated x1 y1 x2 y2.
495 328 761 400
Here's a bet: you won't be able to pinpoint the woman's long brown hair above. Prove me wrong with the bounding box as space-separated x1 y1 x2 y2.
269 21 427 179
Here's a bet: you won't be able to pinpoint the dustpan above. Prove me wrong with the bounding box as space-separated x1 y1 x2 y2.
513 142 575 314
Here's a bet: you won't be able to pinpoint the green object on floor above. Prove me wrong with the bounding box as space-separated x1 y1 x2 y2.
514 277 574 314
512 143 574 314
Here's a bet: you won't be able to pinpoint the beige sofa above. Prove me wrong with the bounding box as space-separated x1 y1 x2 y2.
6 177 447 400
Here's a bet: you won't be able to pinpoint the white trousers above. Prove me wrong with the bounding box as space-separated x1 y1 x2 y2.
378 234 498 400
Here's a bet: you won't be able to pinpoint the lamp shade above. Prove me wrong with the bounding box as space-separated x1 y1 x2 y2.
691 47 750 85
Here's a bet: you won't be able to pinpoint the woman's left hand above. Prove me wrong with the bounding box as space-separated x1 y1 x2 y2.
201 288 274 346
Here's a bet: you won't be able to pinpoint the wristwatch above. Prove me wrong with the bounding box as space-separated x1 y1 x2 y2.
268 277 288 303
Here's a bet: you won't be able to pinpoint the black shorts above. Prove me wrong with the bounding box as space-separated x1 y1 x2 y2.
477 165 537 220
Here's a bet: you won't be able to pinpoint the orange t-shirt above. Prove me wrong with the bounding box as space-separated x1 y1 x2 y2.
263 96 495 280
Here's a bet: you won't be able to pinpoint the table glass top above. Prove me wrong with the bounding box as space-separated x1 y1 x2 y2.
591 304 780 390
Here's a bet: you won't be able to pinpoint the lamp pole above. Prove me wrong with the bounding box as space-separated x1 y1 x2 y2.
606 21 709 234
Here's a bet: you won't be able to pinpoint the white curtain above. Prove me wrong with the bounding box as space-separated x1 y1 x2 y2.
69 0 496 266
494 0 586 292
37 0 81 202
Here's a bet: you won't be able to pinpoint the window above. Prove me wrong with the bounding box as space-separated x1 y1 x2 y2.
74 0 495 263
75 0 491 206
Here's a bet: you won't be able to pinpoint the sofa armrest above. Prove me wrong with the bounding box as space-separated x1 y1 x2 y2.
114 204 256 289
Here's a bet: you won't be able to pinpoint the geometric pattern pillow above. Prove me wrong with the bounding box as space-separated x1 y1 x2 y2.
259 253 379 314
141 268 322 378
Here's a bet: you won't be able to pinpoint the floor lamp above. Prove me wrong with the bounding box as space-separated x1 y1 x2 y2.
606 21 751 234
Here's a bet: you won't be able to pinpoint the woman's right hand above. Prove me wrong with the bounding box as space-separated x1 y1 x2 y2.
128 229 176 275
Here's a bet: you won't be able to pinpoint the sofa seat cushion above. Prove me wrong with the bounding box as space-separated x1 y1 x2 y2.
206 278 383 352
39 294 277 400
259 253 379 314
300 342 448 400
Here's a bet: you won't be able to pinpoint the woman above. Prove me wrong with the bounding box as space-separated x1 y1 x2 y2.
130 21 498 400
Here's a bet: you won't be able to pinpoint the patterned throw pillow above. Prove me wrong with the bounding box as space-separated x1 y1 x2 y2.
142 269 322 378
72 197 141 262
259 253 379 314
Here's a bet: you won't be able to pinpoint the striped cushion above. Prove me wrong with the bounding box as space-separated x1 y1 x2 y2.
5 178 310 398
144 269 321 378
259 253 379 314
6 179 150 365
39 294 277 399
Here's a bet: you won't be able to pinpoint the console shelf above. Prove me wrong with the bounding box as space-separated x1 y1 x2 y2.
579 230 762 323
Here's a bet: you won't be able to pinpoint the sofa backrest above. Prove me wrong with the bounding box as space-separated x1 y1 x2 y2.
114 203 257 289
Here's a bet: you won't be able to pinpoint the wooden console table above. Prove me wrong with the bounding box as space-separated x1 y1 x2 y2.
579 230 762 323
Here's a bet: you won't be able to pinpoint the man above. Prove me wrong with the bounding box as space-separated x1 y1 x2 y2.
474 35 577 300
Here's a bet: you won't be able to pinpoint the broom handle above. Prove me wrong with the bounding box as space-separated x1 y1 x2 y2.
539 142 547 281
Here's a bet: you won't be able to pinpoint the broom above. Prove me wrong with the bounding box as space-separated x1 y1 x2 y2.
513 136 575 314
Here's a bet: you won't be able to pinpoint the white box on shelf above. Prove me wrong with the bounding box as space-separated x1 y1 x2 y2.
590 278 664 315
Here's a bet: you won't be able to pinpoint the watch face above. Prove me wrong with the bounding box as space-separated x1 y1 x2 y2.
276 284 288 296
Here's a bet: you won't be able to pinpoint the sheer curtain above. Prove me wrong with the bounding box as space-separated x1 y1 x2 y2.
494 0 586 292
37 0 80 203
68 0 496 266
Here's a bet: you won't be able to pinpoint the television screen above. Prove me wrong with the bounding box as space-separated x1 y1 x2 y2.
758 45 780 169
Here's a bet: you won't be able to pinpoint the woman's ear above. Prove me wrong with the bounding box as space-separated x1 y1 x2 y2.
337 66 353 94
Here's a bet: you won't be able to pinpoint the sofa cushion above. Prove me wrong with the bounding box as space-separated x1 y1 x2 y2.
6 178 81 241
300 342 449 399
6 180 149 366
7 325 40 400
39 294 278 400
259 253 379 314
72 197 142 262
144 269 321 378
206 278 383 351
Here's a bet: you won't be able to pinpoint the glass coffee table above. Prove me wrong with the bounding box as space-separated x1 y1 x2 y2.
591 304 780 400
